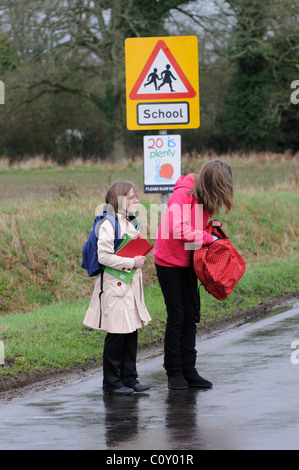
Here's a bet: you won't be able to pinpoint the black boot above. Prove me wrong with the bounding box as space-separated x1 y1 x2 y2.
164 356 188 390
167 371 188 390
183 368 213 389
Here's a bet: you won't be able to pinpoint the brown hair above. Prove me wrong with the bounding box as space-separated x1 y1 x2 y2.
192 159 233 215
105 181 137 215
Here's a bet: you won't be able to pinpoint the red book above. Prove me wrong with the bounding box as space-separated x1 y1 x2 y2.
116 233 153 258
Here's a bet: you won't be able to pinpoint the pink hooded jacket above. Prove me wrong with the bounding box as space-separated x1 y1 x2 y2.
153 174 214 267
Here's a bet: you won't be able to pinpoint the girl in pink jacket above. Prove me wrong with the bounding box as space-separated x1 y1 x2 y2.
153 159 233 390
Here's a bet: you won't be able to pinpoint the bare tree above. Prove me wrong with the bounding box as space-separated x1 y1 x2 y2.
1 0 298 157
1 0 199 161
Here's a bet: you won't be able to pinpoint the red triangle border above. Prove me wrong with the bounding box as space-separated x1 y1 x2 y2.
129 40 196 101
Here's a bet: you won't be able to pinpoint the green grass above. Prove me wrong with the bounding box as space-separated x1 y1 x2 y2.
0 154 298 382
0 286 166 378
0 299 98 375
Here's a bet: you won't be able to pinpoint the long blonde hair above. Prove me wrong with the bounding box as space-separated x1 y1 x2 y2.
192 159 233 215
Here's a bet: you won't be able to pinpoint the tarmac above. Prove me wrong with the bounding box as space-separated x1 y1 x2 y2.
0 301 299 450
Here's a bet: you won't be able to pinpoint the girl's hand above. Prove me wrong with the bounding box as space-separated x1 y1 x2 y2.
212 219 222 227
133 255 146 268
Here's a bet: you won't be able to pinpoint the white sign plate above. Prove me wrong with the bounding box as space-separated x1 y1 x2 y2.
143 134 181 193
137 102 189 126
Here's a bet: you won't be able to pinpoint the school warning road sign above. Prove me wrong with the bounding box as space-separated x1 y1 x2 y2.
125 36 200 130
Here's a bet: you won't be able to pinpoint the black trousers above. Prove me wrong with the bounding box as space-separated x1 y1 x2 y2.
103 330 138 391
155 263 200 373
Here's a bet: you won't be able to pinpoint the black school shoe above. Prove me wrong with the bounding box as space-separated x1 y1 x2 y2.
183 369 213 389
131 382 150 392
103 386 135 396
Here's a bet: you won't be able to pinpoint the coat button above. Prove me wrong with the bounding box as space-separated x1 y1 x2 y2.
117 282 122 286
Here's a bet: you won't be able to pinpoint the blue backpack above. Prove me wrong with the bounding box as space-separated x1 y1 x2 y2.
81 212 121 277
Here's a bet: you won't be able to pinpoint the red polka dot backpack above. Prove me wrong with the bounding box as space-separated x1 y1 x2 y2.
193 220 246 301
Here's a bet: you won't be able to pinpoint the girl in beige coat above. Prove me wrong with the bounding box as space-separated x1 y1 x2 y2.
83 181 151 395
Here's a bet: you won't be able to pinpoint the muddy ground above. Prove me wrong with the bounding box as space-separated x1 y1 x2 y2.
1 292 298 401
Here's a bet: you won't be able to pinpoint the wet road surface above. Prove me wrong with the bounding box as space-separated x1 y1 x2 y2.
0 303 299 450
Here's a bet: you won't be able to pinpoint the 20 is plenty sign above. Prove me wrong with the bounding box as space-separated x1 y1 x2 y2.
143 134 181 193
125 36 200 130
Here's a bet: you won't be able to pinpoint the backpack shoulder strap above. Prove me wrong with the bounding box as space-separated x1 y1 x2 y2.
95 211 124 257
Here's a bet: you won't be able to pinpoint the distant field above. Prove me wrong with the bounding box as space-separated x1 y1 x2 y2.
0 151 298 203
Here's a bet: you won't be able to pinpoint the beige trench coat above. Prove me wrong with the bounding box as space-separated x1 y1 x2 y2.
83 212 151 333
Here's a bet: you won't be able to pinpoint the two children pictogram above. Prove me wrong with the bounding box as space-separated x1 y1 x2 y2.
144 64 177 92
128 39 197 101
